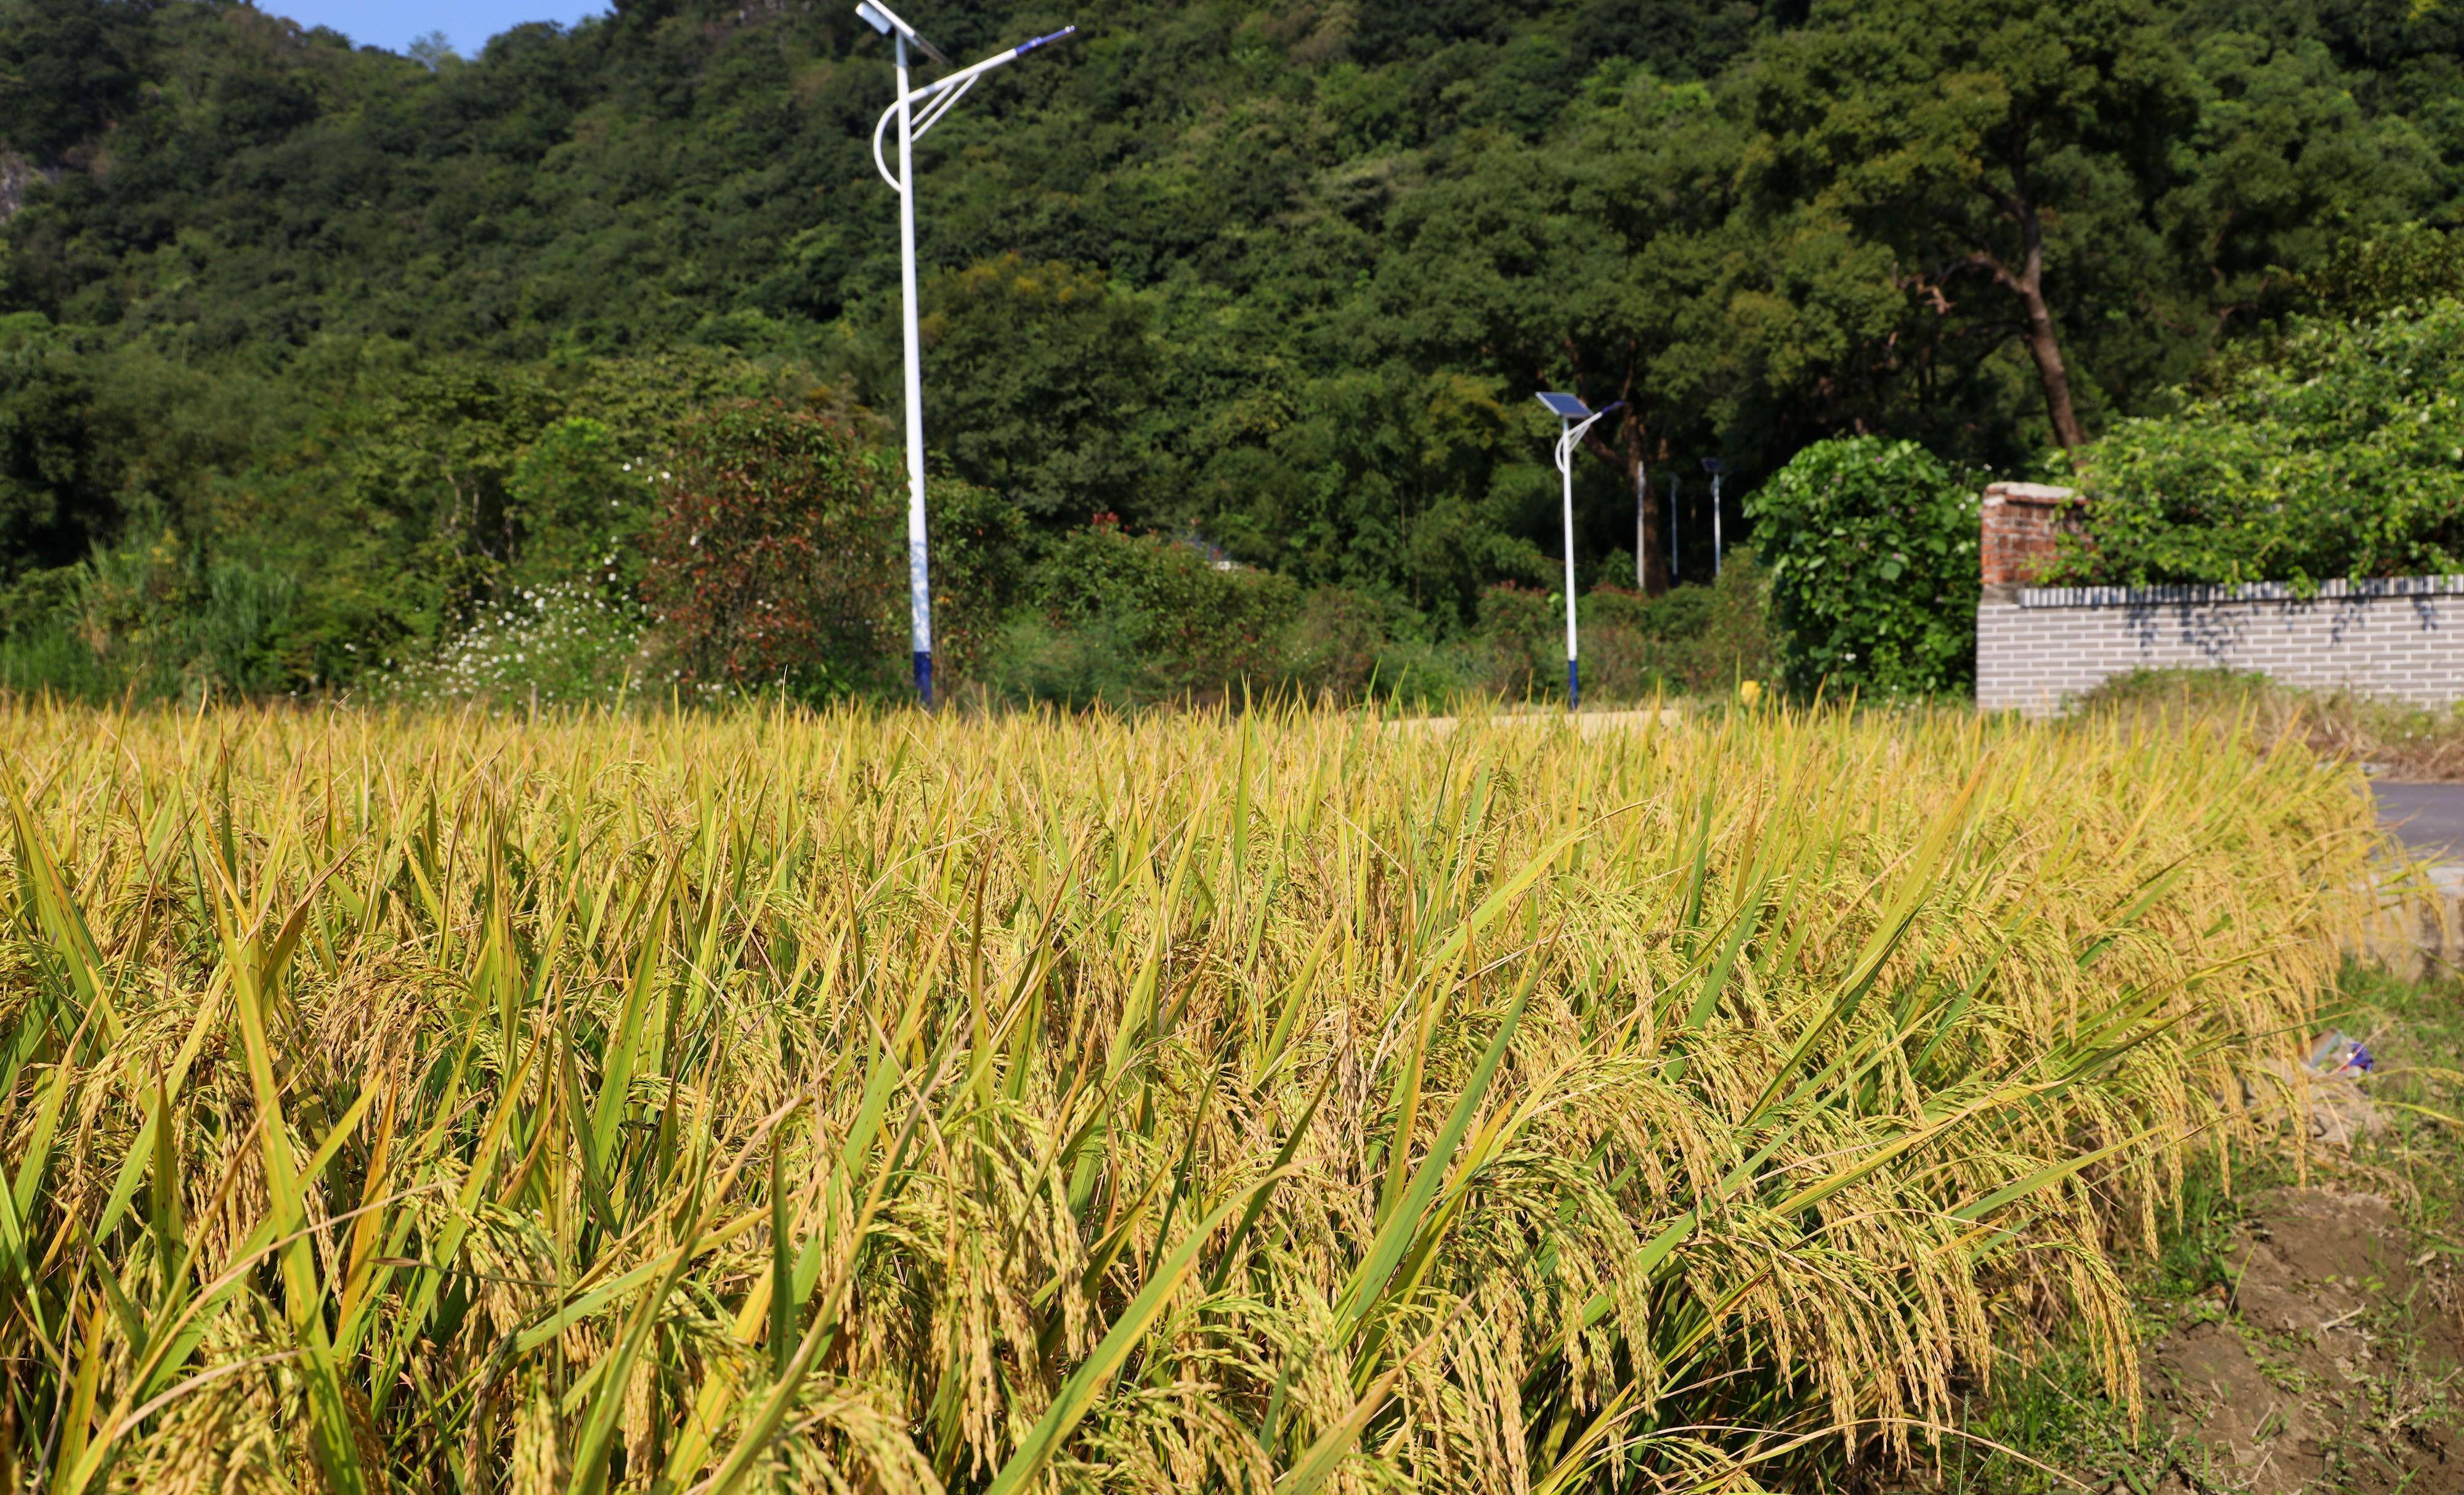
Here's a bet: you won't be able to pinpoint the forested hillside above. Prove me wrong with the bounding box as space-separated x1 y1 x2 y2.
1 0 2460 699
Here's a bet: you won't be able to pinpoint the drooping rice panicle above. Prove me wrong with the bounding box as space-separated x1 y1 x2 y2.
0 697 2377 1492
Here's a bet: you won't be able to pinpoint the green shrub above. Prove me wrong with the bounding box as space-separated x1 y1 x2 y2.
2064 300 2464 590
1278 586 1395 701
984 609 1155 711
1746 437 1978 697
0 562 103 697
1579 554 1775 697
500 415 654 602
925 477 1029 687
999 525 1303 707
2297 224 2464 325
0 617 122 699
1460 559 1776 705
1470 583 1563 700
187 559 301 695
0 540 304 700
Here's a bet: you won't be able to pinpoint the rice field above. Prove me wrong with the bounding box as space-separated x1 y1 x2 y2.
0 700 2381 1493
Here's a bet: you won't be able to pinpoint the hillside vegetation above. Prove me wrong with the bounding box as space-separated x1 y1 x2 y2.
0 0 2460 699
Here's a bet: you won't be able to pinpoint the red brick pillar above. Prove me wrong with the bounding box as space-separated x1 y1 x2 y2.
1979 482 2081 598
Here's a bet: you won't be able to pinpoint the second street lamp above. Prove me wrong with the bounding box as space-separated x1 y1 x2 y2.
1701 456 1725 579
858 2 1077 707
1536 392 1623 711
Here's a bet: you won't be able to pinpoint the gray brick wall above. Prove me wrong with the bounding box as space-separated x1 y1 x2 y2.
1976 576 2464 716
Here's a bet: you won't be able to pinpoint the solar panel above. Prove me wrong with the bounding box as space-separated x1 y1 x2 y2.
1534 392 1591 419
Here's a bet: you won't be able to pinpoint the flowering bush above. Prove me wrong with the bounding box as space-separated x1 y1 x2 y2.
378 582 657 707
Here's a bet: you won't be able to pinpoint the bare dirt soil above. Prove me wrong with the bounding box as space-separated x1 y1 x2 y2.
2139 1187 2464 1493
1908 968 2464 1495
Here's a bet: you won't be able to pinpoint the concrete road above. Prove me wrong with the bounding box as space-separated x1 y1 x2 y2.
2371 781 2464 860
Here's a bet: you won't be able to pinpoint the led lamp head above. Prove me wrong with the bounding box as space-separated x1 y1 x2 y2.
851 1 949 65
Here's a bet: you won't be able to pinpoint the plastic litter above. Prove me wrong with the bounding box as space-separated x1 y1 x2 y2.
2306 1030 2375 1077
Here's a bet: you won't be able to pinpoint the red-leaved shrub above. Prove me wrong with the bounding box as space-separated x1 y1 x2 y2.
643 402 901 699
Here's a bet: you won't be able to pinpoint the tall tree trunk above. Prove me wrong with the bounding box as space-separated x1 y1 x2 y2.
1588 410 1666 596
1635 463 1650 592
1635 421 1671 596
2009 208 2085 455
1976 191 2086 457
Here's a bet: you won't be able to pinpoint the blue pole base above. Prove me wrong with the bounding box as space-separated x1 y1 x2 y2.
914 650 934 708
1567 658 1580 711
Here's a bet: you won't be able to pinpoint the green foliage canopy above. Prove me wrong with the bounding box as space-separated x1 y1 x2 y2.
2065 299 2464 589
1 0 2462 698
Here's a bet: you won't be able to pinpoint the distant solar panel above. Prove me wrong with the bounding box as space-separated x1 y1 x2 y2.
1534 392 1591 419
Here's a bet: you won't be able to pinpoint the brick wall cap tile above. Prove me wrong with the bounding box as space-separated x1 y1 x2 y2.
2019 575 2464 609
1982 482 2080 504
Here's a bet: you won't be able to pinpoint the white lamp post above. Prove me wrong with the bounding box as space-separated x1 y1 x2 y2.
858 2 1077 706
1701 456 1725 579
1536 392 1623 711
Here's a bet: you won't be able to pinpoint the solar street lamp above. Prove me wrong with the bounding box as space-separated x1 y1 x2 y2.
859 2 1077 706
1701 457 1725 579
1536 392 1624 711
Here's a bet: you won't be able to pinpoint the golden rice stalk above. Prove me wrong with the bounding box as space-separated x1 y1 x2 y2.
0 695 2378 1493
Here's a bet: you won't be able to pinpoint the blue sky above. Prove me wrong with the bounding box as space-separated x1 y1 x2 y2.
265 0 607 57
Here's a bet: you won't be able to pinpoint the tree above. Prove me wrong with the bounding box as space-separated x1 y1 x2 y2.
336 363 564 631
501 416 648 600
2296 224 2464 324
1744 0 2199 456
1181 350 1548 628
2064 299 2464 589
1746 436 1979 695
909 255 1176 529
2142 28 2438 366
0 322 120 581
1371 78 1759 595
0 0 144 165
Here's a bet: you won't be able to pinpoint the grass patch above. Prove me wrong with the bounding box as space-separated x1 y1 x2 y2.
2077 667 2464 780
